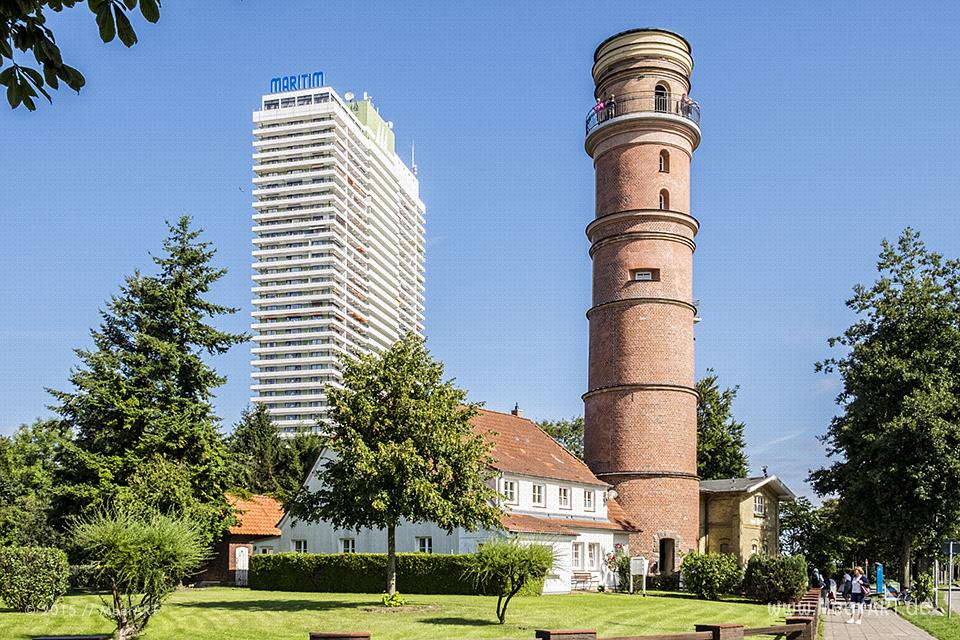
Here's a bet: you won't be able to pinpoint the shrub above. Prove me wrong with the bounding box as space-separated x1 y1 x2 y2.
250 552 495 594
743 554 808 603
680 552 742 600
73 511 209 640
381 591 405 607
69 563 106 592
647 572 681 591
464 539 554 624
0 546 69 612
912 572 934 604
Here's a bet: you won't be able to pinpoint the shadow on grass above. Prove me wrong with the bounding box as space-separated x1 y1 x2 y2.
419 616 500 627
175 599 367 612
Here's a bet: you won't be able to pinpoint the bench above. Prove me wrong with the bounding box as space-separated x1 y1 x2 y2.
572 572 598 591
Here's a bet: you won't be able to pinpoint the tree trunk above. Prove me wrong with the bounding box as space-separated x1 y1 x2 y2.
386 523 397 596
901 539 912 588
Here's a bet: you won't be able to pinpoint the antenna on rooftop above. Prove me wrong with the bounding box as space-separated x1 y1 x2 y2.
411 141 418 176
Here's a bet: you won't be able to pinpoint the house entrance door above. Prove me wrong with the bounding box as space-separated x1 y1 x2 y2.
235 546 249 586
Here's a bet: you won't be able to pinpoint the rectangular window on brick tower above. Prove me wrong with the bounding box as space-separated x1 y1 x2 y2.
631 268 661 282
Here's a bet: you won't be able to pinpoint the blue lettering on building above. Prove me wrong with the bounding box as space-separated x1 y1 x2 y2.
269 71 325 94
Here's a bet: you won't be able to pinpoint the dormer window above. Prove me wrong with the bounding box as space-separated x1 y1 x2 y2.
559 487 571 509
584 490 595 511
532 483 545 507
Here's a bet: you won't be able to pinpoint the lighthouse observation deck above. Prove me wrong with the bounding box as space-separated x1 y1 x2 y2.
586 91 701 135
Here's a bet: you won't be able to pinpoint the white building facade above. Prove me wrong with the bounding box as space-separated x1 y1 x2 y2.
251 83 425 432
260 409 637 593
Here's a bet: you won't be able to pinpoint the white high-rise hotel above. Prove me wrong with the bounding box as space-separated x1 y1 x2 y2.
251 78 425 432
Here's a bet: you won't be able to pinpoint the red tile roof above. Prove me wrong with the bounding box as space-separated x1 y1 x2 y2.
228 494 283 537
501 501 640 535
473 409 608 487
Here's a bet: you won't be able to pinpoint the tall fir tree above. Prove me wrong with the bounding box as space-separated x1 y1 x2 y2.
696 370 749 480
811 229 960 586
227 404 324 502
50 217 246 545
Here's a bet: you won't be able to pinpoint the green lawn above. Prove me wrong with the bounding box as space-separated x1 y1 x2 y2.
901 609 960 640
0 588 781 640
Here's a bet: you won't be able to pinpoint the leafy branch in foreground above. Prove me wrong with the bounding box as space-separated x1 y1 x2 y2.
1 0 161 110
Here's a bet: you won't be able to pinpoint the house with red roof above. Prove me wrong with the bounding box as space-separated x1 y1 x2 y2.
262 407 639 593
196 494 284 586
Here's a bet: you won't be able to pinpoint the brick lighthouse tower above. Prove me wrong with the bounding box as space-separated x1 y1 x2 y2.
583 28 701 574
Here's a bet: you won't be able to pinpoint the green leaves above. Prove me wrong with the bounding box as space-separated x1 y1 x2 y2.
697 370 749 480
2 0 159 110
812 228 960 575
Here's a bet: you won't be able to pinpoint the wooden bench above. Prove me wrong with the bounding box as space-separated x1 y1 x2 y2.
571 572 597 591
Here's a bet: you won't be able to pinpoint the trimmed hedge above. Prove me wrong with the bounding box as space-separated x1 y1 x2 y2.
250 552 543 595
0 546 70 612
680 552 742 600
743 554 808 603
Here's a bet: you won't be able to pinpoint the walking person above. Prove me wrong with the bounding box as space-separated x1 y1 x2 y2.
846 567 869 624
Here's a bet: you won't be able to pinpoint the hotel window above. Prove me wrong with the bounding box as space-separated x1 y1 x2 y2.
264 100 280 110
754 495 766 516
417 536 433 554
297 95 313 106
502 480 517 504
280 97 296 108
559 487 571 509
588 543 601 569
572 542 584 569
340 538 356 554
293 539 307 553
584 490 595 511
532 484 545 507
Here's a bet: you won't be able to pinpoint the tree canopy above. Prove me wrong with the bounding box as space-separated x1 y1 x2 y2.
227 404 324 502
810 229 960 585
49 216 247 546
0 418 71 547
538 417 584 459
2 0 161 110
696 370 749 480
289 333 503 595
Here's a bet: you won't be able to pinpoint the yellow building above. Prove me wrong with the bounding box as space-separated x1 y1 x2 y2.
698 475 795 565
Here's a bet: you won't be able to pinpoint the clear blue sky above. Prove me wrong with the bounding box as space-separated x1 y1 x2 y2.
3 1 960 498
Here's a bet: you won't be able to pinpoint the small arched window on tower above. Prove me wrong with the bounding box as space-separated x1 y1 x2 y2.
655 83 669 112
659 149 670 173
658 189 670 210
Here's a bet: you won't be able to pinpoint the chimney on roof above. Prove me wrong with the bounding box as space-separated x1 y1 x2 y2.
511 403 523 418
762 465 769 477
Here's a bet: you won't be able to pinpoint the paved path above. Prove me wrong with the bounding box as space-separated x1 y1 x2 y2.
821 606 937 640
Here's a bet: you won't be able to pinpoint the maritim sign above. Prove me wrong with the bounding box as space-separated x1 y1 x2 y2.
270 71 325 94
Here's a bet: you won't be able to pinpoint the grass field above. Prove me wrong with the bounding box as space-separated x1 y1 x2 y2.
900 608 960 640
0 588 782 640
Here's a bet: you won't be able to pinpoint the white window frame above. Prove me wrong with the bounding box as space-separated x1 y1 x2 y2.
340 538 355 554
502 479 517 505
532 483 545 507
293 539 307 553
583 490 595 512
558 487 571 509
572 542 584 569
416 536 433 554
754 495 766 516
588 542 601 569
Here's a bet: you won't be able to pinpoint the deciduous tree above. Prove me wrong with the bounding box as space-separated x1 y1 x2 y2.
538 417 584 459
289 334 502 595
811 229 960 586
1 0 161 110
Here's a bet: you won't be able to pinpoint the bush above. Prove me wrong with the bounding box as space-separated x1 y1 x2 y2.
0 546 69 612
69 564 105 592
912 572 934 604
680 552 742 600
73 511 209 640
463 539 554 624
743 554 808 603
646 572 681 591
250 552 540 595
